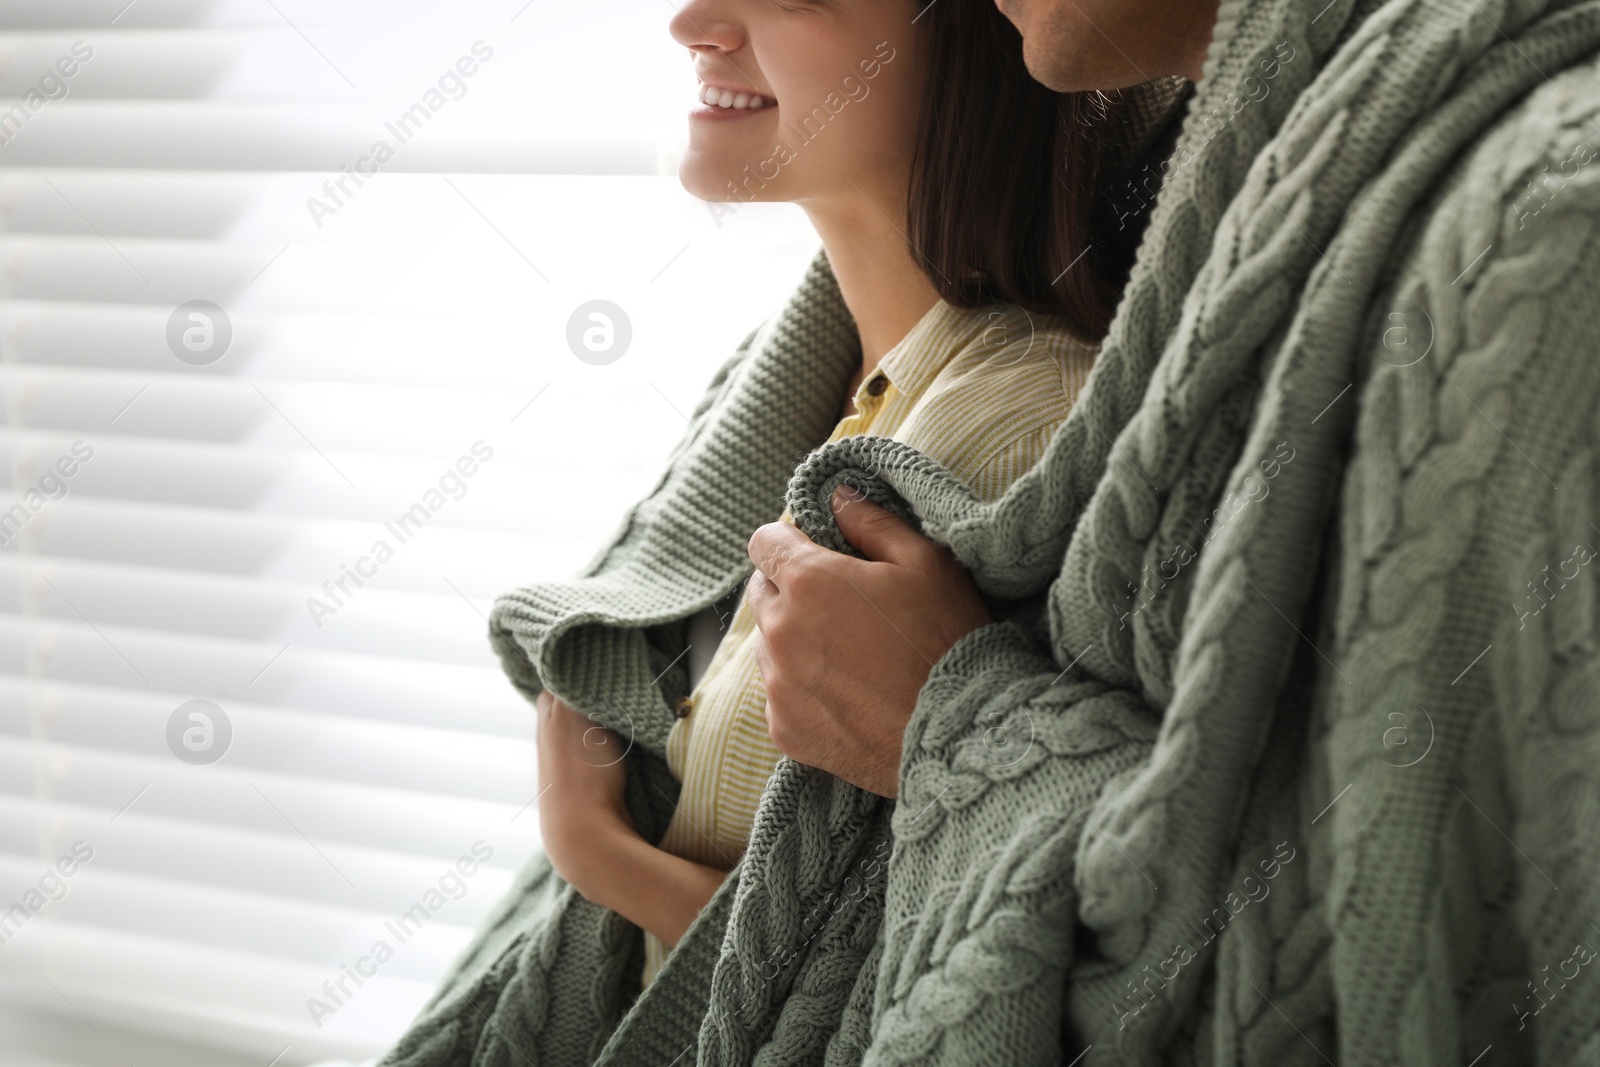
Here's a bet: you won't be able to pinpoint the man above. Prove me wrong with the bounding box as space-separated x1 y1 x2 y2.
388 0 1600 1063
749 0 1600 1062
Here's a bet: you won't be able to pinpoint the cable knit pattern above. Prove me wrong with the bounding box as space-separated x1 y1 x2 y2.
378 0 1600 1063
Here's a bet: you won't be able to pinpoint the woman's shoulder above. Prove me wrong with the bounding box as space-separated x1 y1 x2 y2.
892 304 1098 500
917 304 1096 419
931 297 1093 361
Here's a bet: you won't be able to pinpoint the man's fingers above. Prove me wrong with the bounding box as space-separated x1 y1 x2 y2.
747 519 817 584
754 632 774 687
744 566 775 631
830 485 935 568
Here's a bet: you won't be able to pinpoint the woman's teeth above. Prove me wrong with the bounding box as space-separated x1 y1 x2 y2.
698 83 768 110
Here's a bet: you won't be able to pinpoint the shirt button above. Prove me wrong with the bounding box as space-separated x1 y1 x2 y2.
672 696 693 719
866 374 888 397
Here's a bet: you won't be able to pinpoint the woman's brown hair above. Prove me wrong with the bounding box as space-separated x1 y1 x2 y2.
906 0 1145 339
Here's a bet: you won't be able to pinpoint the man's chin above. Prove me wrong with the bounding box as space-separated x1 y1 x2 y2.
991 0 1072 90
999 0 1162 92
1017 26 1082 92
1018 24 1154 93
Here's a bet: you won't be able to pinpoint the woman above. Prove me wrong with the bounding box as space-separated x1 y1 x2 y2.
531 0 1164 989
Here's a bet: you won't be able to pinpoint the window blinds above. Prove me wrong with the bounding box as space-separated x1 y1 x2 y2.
0 2 818 1063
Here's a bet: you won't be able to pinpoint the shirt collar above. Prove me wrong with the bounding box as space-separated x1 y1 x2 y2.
883 299 979 398
876 300 1037 399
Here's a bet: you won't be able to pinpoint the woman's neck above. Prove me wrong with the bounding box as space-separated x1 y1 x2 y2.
801 188 941 382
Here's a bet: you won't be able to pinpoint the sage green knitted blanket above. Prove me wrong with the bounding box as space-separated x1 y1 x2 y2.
380 0 1600 1063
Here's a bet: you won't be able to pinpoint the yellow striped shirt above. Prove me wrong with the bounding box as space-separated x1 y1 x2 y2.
641 298 1097 984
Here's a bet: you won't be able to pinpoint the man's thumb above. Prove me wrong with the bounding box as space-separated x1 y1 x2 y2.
830 485 920 564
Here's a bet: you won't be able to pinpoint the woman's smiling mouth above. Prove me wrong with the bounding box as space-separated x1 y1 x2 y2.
696 80 771 115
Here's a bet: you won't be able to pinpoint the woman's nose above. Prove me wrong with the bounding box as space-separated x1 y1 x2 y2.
668 0 743 53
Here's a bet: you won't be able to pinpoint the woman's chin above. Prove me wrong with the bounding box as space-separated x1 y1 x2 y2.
677 159 724 203
679 156 766 205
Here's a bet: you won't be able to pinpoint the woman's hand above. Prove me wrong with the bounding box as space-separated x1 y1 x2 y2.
535 690 633 892
746 485 992 797
534 690 728 947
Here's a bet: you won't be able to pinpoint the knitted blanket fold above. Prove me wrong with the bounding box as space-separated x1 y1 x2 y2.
380 0 1600 1063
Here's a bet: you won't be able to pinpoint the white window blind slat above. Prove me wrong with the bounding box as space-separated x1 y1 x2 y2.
0 109 663 173
0 921 437 1060
1 1 492 30
0 684 539 806
0 499 600 594
5 302 611 386
0 753 533 882
0 793 526 922
0 370 696 473
0 431 661 535
0 856 485 989
1 616 534 734
0 556 502 665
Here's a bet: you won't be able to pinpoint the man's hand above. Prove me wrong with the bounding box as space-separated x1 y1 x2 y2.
746 484 992 797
